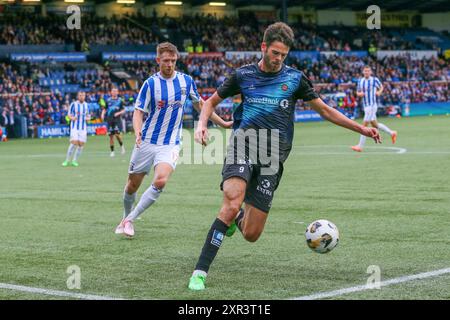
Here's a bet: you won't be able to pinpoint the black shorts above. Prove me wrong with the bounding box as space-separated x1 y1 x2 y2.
107 120 122 135
220 161 284 214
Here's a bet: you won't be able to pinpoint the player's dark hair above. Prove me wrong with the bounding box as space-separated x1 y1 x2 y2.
157 42 179 58
263 22 295 48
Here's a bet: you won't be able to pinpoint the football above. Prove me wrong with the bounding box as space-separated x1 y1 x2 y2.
305 219 340 254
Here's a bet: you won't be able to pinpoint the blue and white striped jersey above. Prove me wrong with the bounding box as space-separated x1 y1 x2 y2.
69 101 89 131
357 76 382 107
135 71 200 145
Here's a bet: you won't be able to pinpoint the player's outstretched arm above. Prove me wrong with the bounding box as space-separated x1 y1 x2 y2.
193 98 233 129
195 92 223 146
376 84 384 96
133 109 144 147
209 112 233 129
100 108 106 122
115 108 126 118
68 103 77 121
308 98 381 143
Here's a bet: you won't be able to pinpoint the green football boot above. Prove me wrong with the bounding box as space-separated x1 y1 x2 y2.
188 275 206 291
61 160 70 167
71 161 79 167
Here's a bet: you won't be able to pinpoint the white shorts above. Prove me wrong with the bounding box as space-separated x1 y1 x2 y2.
70 129 87 143
128 142 180 174
363 105 378 122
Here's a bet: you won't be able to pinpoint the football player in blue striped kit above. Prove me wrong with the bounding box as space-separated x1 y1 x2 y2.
62 91 90 167
115 42 232 237
351 66 397 152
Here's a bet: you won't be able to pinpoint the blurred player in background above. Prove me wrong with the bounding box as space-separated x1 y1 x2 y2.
188 22 381 291
352 66 398 152
62 91 90 167
114 42 232 238
101 87 126 157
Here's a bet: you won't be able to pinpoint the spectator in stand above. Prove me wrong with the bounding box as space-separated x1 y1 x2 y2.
0 108 9 127
343 90 357 118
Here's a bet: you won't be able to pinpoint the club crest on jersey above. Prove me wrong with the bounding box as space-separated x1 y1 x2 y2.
279 99 289 109
181 87 186 96
157 100 166 109
281 84 288 91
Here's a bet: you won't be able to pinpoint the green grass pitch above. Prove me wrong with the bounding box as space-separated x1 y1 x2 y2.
0 115 449 300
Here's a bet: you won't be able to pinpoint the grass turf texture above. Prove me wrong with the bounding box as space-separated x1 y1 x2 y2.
0 116 449 300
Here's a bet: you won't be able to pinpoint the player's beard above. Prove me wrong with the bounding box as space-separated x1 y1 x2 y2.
263 52 281 73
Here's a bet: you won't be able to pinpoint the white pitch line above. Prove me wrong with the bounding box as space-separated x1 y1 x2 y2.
294 145 408 154
389 147 407 154
291 267 450 300
0 152 109 159
0 283 123 300
407 151 450 154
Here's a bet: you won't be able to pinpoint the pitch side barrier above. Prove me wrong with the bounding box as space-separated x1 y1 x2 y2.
37 123 108 139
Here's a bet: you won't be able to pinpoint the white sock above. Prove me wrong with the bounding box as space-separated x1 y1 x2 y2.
377 123 393 135
123 191 137 219
192 270 207 278
126 184 162 221
73 146 83 161
65 144 76 161
358 135 367 148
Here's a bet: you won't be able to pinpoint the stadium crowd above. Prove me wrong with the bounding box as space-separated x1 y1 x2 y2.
294 55 449 83
150 13 445 52
0 13 159 48
0 12 446 52
0 9 448 139
121 54 449 103
1 51 448 138
0 61 134 137
0 62 123 95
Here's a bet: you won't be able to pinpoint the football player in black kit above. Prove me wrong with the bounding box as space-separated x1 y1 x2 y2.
101 87 126 157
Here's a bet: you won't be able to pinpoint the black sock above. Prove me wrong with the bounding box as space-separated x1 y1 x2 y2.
194 218 229 273
110 145 114 152
118 140 123 147
235 208 245 232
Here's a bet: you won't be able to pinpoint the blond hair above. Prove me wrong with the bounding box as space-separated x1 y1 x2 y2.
157 42 179 58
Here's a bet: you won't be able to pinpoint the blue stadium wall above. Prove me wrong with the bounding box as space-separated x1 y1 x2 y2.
404 102 450 116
